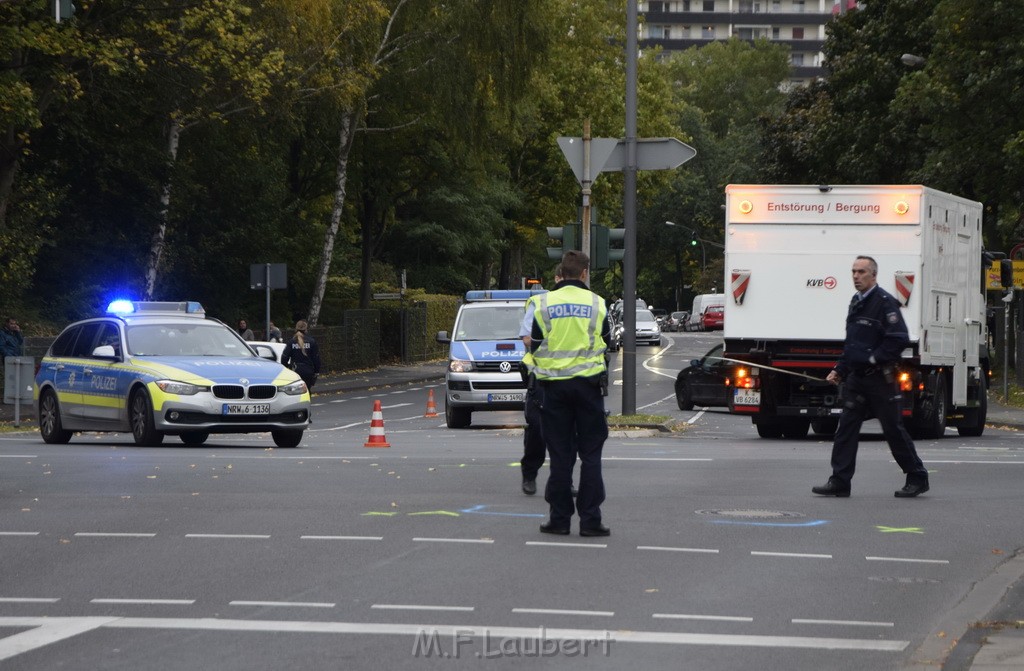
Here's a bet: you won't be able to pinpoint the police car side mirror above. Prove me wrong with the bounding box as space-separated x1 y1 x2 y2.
251 344 277 361
436 331 451 344
92 345 118 360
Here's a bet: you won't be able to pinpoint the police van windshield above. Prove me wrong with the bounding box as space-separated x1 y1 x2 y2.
454 305 524 341
126 323 253 357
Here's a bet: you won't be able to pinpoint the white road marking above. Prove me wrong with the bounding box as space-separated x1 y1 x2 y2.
525 541 607 549
74 533 155 538
329 399 346 404
412 538 494 544
638 394 677 411
752 551 832 559
230 601 335 609
90 599 195 605
382 403 412 409
0 598 59 603
687 408 709 424
0 616 911 653
300 535 383 541
792 618 894 628
606 457 712 462
313 422 366 431
371 604 474 612
653 613 752 623
512 608 614 617
0 455 38 458
927 460 1024 464
638 546 719 554
865 556 949 565
207 455 377 459
185 534 270 539
0 617 119 662
0 532 39 536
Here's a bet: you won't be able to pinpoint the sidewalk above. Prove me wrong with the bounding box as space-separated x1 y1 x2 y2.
3 362 1024 669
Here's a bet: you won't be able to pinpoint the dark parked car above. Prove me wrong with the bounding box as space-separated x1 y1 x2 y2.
675 343 732 410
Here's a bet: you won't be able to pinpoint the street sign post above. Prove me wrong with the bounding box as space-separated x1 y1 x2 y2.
558 137 696 179
250 263 287 341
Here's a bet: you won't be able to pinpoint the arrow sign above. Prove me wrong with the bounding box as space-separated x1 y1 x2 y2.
558 137 696 184
557 137 619 186
604 137 696 172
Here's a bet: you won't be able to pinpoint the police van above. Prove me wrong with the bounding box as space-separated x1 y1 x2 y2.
435 289 545 428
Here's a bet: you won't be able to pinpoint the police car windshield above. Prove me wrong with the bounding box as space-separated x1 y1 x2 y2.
126 323 254 357
454 305 524 341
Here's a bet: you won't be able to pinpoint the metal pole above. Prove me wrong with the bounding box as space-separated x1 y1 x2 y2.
582 119 592 281
622 0 638 416
13 356 21 427
1005 290 1012 399
265 263 271 341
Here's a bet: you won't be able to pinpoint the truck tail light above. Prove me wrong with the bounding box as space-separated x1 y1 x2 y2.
733 367 760 390
897 371 913 392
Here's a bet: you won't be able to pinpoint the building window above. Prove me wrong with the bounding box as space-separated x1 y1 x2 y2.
648 1 665 11
793 0 805 11
772 27 780 39
683 0 691 10
792 27 804 39
651 24 671 39
703 0 715 11
791 53 805 66
701 25 715 38
771 0 781 11
681 25 692 38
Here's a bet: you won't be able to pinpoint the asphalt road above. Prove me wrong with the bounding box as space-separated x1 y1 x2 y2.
1 332 1023 670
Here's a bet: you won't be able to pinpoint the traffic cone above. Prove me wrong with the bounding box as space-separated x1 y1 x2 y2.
364 399 391 448
424 389 439 418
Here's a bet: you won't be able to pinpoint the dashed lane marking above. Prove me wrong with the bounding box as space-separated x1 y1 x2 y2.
90 599 195 605
525 541 607 549
230 601 335 609
0 532 39 536
637 546 719 554
371 604 474 612
412 537 493 544
0 598 59 604
74 533 156 538
512 608 614 617
751 551 832 560
653 613 752 623
792 618 894 628
865 556 949 565
300 535 382 541
184 534 271 540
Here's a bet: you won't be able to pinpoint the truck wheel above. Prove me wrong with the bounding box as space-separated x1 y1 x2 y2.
811 418 839 436
914 374 948 439
782 420 810 439
957 378 987 437
755 421 784 438
446 404 471 429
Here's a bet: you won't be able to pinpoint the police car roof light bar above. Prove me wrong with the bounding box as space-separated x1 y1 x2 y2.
464 289 547 302
106 300 205 316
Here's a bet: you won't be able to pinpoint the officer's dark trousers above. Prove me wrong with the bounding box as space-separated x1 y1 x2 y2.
521 384 546 481
830 370 927 487
540 377 608 529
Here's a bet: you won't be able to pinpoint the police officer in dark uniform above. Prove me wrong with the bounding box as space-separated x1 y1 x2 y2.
528 251 612 536
813 255 930 498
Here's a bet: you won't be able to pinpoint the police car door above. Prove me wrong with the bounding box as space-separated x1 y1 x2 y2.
78 321 126 425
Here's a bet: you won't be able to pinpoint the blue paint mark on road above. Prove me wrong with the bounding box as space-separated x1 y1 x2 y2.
460 504 545 519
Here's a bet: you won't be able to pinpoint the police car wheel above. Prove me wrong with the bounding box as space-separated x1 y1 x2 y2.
39 390 72 444
446 404 471 429
272 429 303 448
129 389 164 446
179 431 209 446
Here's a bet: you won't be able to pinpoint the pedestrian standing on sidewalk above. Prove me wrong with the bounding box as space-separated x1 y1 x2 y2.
812 255 930 498
281 319 321 389
1 317 24 358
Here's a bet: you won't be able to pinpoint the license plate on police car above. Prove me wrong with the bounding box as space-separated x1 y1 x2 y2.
222 403 271 415
733 390 760 406
488 393 524 403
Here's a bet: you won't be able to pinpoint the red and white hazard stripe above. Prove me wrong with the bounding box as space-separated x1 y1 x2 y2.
894 272 914 307
731 270 751 305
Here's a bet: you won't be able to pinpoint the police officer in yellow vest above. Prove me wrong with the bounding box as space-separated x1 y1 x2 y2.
528 250 611 537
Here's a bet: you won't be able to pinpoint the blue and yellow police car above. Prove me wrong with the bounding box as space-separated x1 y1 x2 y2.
34 301 311 447
435 290 544 428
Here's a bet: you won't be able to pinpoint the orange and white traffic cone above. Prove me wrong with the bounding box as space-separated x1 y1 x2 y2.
424 389 439 418
364 399 391 448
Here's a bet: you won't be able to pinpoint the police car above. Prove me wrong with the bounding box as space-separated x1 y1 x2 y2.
435 290 545 429
34 301 311 447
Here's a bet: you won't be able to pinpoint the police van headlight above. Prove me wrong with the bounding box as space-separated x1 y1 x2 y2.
280 380 307 396
155 380 208 395
449 359 473 373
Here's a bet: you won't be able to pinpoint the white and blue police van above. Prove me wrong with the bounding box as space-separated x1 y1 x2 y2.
435 289 546 428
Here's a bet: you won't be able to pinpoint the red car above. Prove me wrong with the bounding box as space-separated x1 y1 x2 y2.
700 305 724 331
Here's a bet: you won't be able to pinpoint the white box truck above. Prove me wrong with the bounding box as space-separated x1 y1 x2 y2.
722 184 989 439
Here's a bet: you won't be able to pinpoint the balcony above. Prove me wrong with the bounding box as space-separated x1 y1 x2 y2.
643 37 826 52
643 10 832 26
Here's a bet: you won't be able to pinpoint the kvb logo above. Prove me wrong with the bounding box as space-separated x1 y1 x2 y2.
806 276 838 289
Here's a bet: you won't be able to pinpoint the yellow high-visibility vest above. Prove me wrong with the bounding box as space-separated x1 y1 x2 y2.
531 286 607 381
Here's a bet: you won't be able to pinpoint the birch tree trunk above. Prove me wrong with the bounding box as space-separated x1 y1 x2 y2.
144 117 182 300
307 109 358 326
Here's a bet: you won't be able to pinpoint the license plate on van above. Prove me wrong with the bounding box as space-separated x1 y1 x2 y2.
488 393 524 403
733 390 760 406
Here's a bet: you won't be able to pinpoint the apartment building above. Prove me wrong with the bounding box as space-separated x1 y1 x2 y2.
641 0 855 86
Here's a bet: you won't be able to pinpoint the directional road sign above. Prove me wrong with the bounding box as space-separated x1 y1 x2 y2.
557 137 696 185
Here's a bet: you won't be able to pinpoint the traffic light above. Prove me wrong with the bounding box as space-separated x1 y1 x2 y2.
546 224 579 260
1000 258 1015 289
690 235 698 247
588 225 626 271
